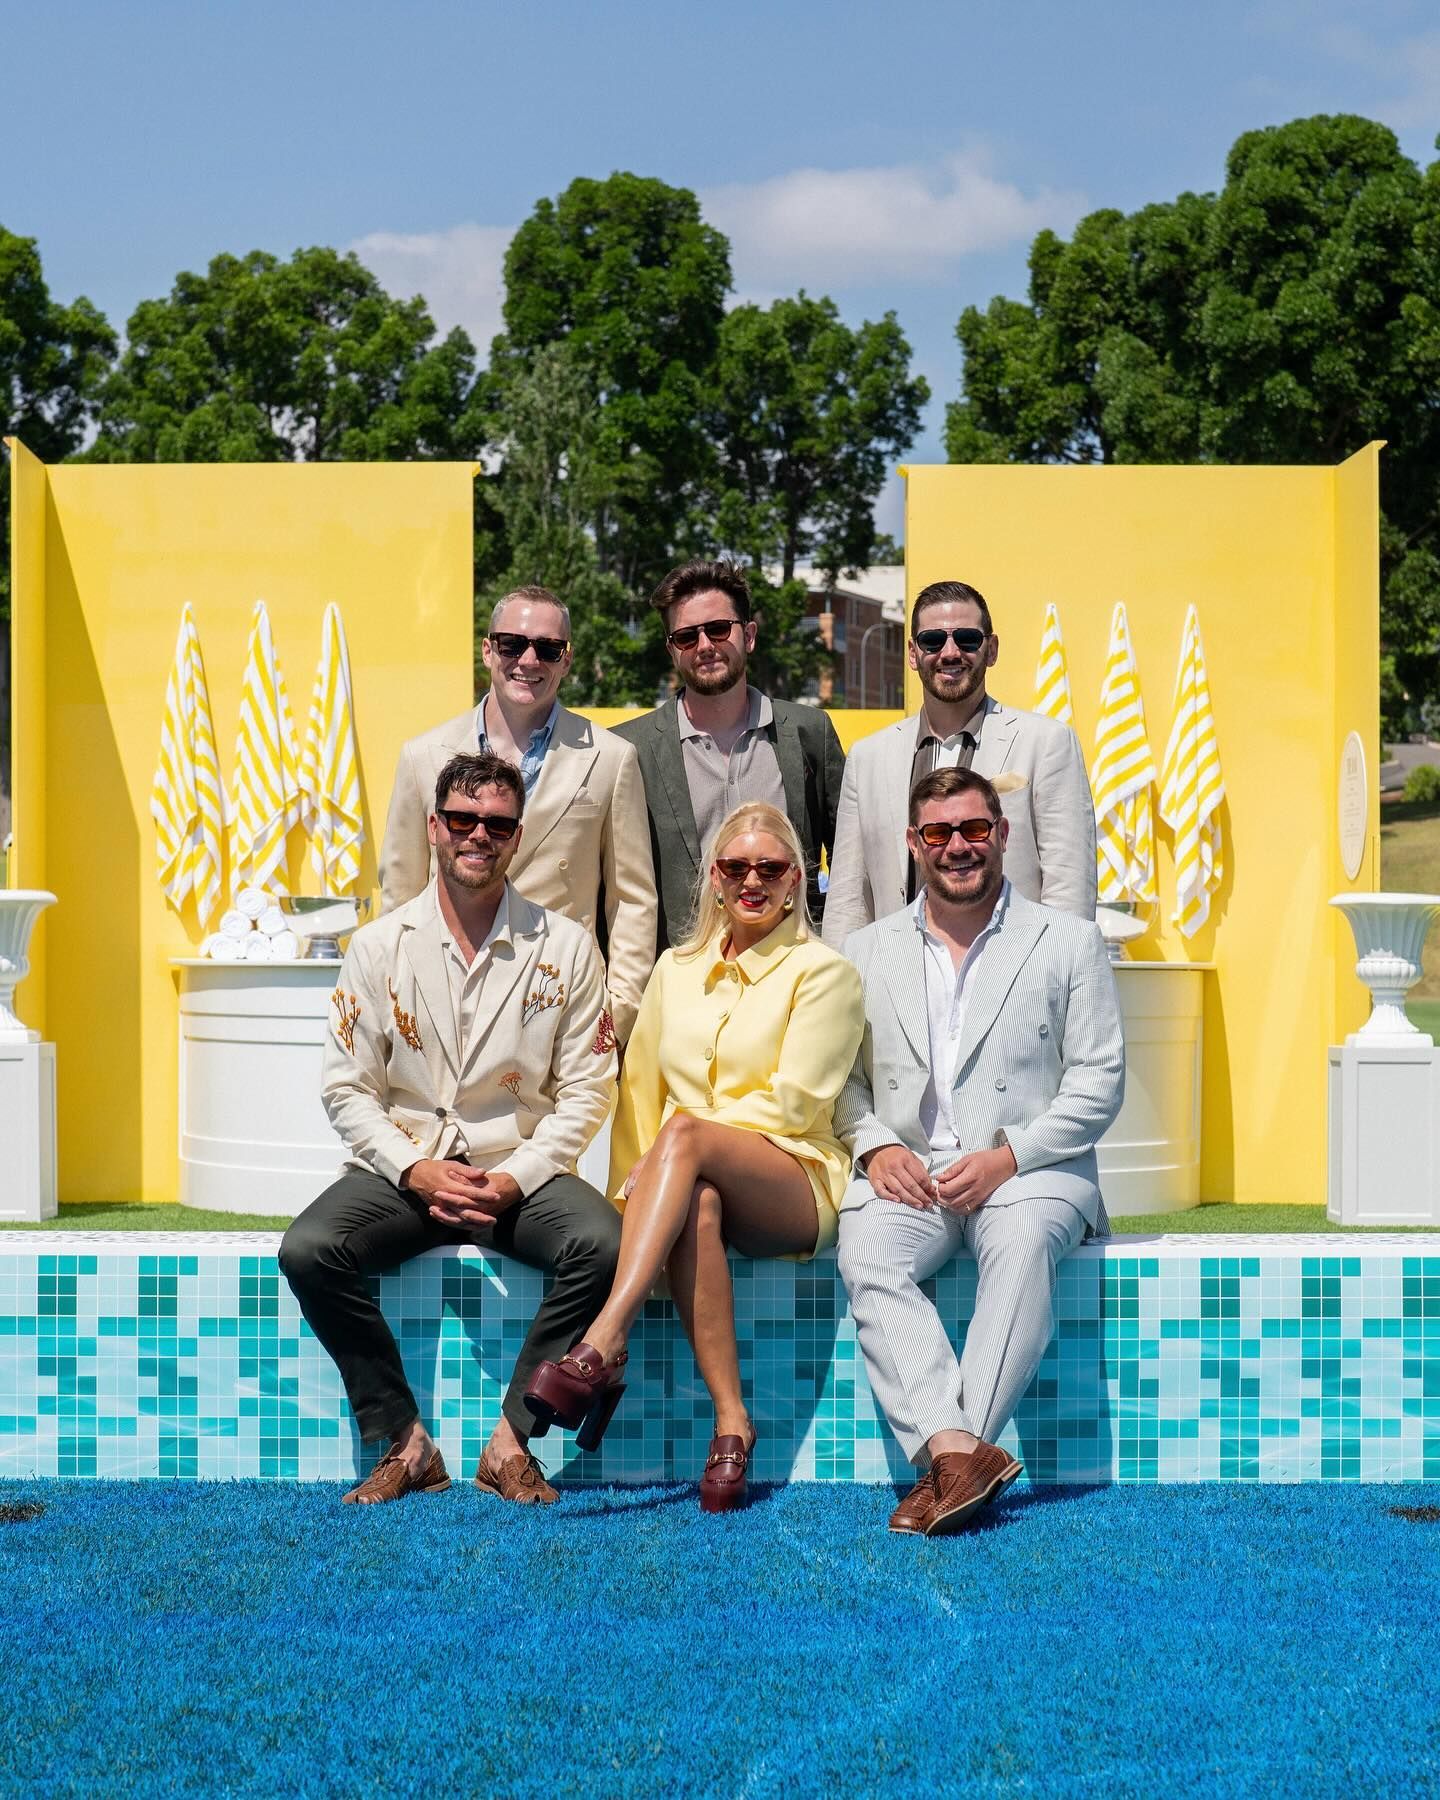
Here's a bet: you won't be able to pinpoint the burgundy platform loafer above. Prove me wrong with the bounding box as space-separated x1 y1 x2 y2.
523 1343 628 1451
698 1430 756 1514
923 1440 1023 1537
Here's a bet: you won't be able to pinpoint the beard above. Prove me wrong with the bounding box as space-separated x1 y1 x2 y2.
917 658 986 708
683 653 746 697
435 839 504 894
927 855 1003 909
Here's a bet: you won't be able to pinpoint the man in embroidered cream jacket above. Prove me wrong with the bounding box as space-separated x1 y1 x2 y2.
378 585 656 1044
281 751 621 1508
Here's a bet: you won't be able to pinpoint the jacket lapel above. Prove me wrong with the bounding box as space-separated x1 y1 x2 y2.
951 894 1048 1075
773 705 810 851
880 908 930 1066
890 719 924 902
514 707 597 862
973 697 1019 777
651 701 702 869
399 903 460 1081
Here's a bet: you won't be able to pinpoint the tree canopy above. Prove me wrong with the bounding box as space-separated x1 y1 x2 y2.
946 114 1440 727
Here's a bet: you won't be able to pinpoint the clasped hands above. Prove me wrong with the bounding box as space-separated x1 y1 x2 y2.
863 1142 1017 1216
401 1159 522 1234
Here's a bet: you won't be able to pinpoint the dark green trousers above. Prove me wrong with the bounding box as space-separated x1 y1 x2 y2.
279 1166 621 1443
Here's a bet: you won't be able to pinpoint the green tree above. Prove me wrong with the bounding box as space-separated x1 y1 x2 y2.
94 246 488 464
0 226 116 807
947 114 1440 728
705 293 928 696
481 340 661 705
489 172 732 593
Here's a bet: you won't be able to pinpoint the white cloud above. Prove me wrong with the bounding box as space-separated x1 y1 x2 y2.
1316 23 1440 133
349 223 513 359
702 149 1086 290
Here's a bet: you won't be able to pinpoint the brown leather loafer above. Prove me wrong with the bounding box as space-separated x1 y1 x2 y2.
923 1440 1023 1537
699 1430 756 1514
474 1450 559 1506
342 1444 450 1506
889 1471 938 1535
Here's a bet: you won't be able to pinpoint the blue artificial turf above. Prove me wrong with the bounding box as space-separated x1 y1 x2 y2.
2 1479 1439 1797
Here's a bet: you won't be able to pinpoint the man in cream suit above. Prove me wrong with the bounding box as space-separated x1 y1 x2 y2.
822 579 1095 948
378 585 656 1044
282 751 622 1508
835 766 1123 1537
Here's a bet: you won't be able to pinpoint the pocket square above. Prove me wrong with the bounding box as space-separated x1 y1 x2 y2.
992 773 1029 795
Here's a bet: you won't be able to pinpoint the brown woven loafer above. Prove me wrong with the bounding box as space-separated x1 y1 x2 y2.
473 1451 559 1506
342 1444 451 1506
889 1471 938 1535
923 1441 1023 1537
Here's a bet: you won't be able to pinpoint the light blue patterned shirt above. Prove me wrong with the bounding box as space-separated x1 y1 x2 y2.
478 697 559 798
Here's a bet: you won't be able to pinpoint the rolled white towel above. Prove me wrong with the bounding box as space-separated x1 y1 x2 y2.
233 886 271 921
241 932 274 961
219 909 253 942
268 929 300 960
257 906 288 937
204 933 244 962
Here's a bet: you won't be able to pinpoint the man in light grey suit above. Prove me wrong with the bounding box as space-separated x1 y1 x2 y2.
835 766 1123 1537
822 579 1096 948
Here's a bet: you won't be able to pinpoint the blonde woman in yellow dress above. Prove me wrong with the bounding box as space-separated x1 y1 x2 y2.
525 801 864 1510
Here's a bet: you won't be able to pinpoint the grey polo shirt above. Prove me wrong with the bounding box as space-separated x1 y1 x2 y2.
678 686 787 857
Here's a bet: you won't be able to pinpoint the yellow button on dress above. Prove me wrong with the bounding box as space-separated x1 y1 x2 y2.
607 913 866 1256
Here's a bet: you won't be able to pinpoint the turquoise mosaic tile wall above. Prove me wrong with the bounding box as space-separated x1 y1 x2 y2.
2 1233 1439 1484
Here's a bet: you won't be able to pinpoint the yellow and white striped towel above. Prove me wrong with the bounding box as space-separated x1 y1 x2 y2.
150 603 225 927
1090 602 1158 905
299 603 364 894
1033 602 1075 725
1159 604 1225 937
229 600 302 894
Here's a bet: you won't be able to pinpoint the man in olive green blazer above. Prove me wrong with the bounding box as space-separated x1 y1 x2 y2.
613 559 845 950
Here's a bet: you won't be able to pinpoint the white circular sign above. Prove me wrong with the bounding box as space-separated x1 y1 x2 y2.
1339 731 1368 882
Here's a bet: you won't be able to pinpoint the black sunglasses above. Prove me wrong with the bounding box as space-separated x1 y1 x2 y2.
436 809 521 842
913 626 989 655
667 617 739 650
715 856 794 883
915 818 998 847
488 632 568 664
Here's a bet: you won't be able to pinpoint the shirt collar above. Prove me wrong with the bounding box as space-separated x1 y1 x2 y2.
478 695 559 752
916 693 992 748
678 685 772 741
703 906 803 987
436 881 514 960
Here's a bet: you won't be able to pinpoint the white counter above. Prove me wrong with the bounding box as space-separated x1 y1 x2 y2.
173 955 1210 1218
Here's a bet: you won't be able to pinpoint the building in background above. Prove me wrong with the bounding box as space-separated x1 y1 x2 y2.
791 565 906 708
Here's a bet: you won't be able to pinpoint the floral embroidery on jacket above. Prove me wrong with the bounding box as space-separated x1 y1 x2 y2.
331 990 361 1055
521 962 567 1025
590 1009 617 1056
387 978 423 1053
499 1070 522 1097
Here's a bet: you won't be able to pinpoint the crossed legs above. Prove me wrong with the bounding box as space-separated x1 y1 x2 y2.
582 1113 820 1439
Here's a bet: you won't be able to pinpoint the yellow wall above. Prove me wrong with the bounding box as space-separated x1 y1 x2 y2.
903 451 1382 1205
7 440 49 1037
8 451 475 1204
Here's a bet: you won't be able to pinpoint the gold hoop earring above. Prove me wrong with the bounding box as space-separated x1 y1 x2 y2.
783 894 795 914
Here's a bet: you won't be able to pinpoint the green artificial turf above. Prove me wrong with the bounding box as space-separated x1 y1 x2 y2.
1110 1201 1438 1234
0 1203 292 1232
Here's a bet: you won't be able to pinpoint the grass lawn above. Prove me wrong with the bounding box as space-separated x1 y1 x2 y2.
1381 796 1440 1002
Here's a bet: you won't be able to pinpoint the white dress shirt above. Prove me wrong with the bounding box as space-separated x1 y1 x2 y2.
916 879 1010 1155
438 885 514 1055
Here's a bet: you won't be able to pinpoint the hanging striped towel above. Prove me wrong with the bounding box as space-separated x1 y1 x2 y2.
229 601 302 894
299 603 365 894
1033 602 1075 725
150 603 225 927
1159 605 1225 936
1090 602 1158 906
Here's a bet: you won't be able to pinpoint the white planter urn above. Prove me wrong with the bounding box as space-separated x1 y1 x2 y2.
1330 892 1440 1046
0 890 56 1040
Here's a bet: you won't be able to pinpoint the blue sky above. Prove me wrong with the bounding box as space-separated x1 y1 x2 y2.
5 0 1438 534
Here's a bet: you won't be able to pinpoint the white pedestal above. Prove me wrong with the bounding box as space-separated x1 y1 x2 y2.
1098 963 1209 1214
0 1037 57 1222
1328 1041 1440 1224
174 960 347 1216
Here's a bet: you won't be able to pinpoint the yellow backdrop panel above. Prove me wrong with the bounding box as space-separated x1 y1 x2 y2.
903 449 1382 1206
8 450 475 1205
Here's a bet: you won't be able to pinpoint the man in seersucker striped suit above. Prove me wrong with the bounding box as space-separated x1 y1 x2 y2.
834 765 1125 1538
